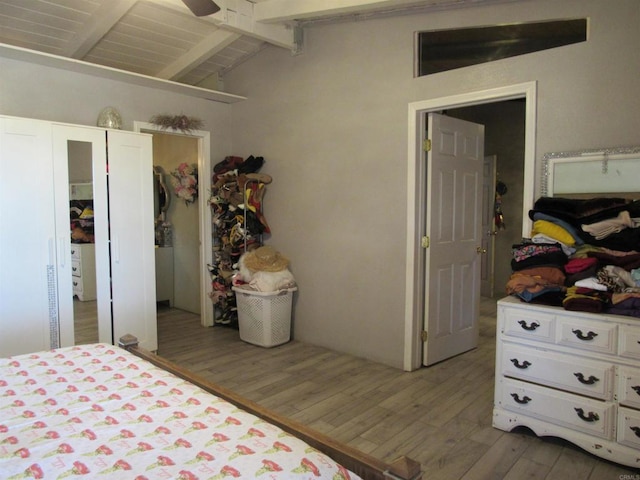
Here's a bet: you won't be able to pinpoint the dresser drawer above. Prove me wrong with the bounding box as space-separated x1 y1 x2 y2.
502 307 555 344
71 260 82 278
619 324 640 360
502 344 614 400
498 377 615 439
617 407 640 448
557 317 617 355
617 367 640 409
72 278 83 295
70 245 82 259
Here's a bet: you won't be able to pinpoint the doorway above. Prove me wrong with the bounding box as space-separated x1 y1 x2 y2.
151 133 200 314
403 82 537 371
134 122 213 330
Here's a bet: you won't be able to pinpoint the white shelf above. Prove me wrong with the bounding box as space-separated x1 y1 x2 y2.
0 43 247 105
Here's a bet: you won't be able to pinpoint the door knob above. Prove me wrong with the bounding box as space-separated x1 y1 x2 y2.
476 247 487 254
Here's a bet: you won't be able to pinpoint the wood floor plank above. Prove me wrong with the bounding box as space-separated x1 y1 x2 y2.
502 458 551 480
459 433 531 480
544 447 598 480
421 436 491 480
517 429 563 468
467 425 504 447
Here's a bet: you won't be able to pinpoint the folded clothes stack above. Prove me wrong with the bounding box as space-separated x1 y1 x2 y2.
505 196 640 316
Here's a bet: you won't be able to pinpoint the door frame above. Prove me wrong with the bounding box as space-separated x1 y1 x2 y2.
133 121 213 327
403 82 537 371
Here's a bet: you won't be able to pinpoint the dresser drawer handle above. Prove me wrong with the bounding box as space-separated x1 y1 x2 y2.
574 408 599 422
510 393 531 404
573 372 599 385
510 359 531 369
630 426 640 438
571 329 598 341
632 386 640 396
517 320 540 331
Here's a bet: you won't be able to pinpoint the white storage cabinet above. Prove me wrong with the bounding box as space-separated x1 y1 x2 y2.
0 115 157 356
494 296 640 467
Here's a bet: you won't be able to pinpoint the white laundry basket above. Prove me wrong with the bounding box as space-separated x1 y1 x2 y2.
232 286 297 347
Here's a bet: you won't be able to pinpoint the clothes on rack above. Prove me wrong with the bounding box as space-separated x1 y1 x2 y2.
209 155 270 327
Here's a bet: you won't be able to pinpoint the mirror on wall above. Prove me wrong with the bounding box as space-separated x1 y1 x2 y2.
68 140 98 345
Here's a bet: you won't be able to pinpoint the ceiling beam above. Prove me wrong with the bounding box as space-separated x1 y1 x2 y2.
252 0 452 23
150 0 295 49
254 0 516 24
62 0 138 59
212 0 295 49
155 29 242 80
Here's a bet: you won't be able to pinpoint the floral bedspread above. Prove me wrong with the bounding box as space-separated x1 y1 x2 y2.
0 344 360 479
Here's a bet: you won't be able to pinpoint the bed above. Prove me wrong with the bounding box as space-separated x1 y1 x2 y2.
0 335 421 480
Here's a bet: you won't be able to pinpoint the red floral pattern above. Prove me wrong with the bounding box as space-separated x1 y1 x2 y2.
1 344 362 479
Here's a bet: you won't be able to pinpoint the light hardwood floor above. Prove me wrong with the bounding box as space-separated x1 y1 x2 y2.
73 299 98 345
153 298 639 479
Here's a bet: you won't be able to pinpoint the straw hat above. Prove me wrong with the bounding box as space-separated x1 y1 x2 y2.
242 246 289 272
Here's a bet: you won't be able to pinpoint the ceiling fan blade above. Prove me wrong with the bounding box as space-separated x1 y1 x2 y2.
182 0 220 17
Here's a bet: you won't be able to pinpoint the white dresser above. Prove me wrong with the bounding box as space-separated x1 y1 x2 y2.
494 296 640 468
70 243 96 301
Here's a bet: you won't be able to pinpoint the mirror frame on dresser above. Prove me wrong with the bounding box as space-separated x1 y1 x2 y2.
541 145 640 198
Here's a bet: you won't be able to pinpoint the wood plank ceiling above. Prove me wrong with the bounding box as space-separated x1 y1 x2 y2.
0 0 519 92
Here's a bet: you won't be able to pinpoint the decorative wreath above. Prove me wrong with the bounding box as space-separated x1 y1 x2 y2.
171 163 198 205
150 114 203 134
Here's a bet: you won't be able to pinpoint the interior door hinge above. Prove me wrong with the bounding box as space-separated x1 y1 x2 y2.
421 330 428 342
423 139 432 152
421 236 430 248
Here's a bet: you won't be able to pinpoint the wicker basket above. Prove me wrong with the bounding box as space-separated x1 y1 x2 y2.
232 286 297 347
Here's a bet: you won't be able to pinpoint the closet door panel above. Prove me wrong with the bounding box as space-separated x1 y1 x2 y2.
0 116 55 356
52 125 109 347
107 130 157 351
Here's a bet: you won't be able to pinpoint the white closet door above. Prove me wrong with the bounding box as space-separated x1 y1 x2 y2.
107 130 157 351
52 124 109 347
0 116 56 356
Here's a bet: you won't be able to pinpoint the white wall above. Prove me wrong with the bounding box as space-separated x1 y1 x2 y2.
0 56 233 158
224 0 640 368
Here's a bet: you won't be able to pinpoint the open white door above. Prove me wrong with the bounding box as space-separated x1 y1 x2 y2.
423 113 484 366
